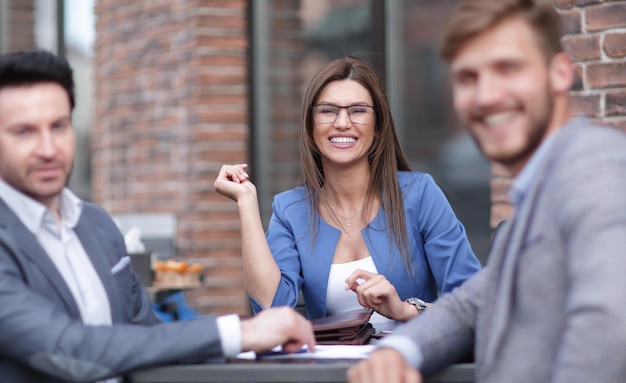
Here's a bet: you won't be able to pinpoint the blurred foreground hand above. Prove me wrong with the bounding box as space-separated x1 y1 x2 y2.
347 348 422 383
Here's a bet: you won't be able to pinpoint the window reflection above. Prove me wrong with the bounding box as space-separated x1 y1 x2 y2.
396 0 491 261
254 0 491 262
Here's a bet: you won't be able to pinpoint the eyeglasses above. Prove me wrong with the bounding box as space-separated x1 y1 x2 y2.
312 104 376 124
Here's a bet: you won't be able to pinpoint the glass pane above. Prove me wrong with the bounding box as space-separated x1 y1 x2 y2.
64 0 95 201
393 0 491 262
253 0 374 221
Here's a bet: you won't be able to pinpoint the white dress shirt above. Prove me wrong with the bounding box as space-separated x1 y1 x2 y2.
0 181 113 326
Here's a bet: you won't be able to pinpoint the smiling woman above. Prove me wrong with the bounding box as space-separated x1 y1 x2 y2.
214 55 481 335
311 78 376 174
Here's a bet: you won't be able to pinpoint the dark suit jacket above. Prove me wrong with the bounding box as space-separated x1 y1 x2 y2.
0 199 223 382
392 117 626 382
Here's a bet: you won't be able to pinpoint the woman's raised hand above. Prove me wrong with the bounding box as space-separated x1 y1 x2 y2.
214 164 257 202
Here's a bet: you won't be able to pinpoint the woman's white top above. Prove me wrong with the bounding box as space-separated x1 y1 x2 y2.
325 256 397 332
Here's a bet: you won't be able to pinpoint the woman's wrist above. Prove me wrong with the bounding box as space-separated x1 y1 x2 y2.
236 192 259 209
400 301 420 322
401 297 428 321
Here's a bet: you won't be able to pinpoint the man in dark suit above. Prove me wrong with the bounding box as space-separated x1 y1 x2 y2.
347 0 626 382
0 49 315 382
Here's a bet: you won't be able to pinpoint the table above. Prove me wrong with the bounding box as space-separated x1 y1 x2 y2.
130 360 475 383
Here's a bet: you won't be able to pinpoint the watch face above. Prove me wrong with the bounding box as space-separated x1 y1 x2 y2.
407 297 426 307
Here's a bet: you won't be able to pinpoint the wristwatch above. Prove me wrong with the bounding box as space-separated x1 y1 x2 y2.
405 297 427 314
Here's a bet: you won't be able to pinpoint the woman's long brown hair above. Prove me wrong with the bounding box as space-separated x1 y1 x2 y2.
298 55 414 273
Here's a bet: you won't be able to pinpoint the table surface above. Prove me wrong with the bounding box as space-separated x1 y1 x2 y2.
130 360 475 383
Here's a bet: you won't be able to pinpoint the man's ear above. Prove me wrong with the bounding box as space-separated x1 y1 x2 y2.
549 52 574 94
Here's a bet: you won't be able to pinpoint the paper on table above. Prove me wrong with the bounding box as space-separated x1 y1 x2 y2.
237 344 375 360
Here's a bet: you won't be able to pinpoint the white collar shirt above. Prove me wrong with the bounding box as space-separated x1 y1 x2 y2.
0 180 112 326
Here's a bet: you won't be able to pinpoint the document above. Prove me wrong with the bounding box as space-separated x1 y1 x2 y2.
237 344 375 360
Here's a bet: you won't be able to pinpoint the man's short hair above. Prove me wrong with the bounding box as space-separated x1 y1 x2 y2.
439 0 564 63
0 50 75 110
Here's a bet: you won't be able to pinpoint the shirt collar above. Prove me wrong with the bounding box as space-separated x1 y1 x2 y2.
508 121 566 208
0 180 83 233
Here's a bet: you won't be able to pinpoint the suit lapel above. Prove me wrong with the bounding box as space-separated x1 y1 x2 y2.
480 215 515 366
483 208 530 365
0 198 81 319
483 144 558 367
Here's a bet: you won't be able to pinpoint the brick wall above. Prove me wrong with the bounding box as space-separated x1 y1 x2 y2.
93 0 250 315
490 0 626 228
2 0 35 51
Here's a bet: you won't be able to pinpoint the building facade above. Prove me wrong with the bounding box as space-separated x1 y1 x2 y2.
1 0 625 316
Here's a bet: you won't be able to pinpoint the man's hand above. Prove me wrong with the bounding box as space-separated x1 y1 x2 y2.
347 348 422 383
240 307 316 354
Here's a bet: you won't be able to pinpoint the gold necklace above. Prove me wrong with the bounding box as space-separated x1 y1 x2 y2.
336 205 364 227
320 188 364 227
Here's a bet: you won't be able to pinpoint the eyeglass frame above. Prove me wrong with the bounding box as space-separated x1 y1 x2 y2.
311 103 377 124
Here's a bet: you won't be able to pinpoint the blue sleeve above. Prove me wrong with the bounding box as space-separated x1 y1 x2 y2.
416 175 481 293
250 196 303 314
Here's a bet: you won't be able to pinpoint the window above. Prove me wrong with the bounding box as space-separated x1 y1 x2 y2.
250 0 490 262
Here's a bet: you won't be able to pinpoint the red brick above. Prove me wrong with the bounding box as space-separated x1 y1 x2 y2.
571 64 584 91
554 0 575 9
193 0 245 10
586 62 626 89
569 93 601 117
553 0 602 10
606 91 626 116
6 0 36 51
560 9 582 35
585 3 626 32
196 15 246 29
491 204 515 229
574 0 602 5
490 178 513 203
196 35 247 49
604 33 626 58
491 162 513 178
7 9 35 22
562 35 601 62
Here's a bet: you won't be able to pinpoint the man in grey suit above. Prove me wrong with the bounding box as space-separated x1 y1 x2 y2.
348 0 626 382
0 50 315 382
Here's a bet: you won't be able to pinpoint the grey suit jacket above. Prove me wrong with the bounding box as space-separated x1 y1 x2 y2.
393 117 626 382
0 199 223 382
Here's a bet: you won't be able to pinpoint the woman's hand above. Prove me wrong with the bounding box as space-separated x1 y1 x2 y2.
345 269 420 322
214 164 257 202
